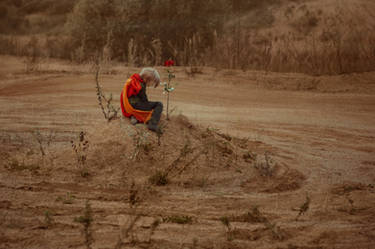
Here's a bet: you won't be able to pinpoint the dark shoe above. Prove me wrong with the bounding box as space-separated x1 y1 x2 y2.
147 122 159 132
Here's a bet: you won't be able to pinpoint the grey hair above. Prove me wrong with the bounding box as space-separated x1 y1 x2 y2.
140 67 160 84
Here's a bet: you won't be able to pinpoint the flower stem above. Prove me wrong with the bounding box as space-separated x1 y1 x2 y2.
166 78 170 120
167 91 170 120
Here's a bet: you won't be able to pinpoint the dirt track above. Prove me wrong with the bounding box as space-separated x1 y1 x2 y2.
1 56 375 248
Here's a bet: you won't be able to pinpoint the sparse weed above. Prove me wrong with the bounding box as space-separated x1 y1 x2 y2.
80 168 90 178
254 207 286 241
237 137 250 149
345 194 355 215
163 215 193 224
130 126 152 161
44 210 54 228
56 192 75 204
31 129 56 164
129 181 141 207
227 206 286 241
243 206 267 223
219 216 233 241
216 132 232 142
220 216 231 228
115 215 141 248
243 151 257 163
229 206 267 224
254 151 275 177
71 131 89 177
161 136 201 179
116 208 161 246
264 220 285 241
194 176 209 188
74 200 93 249
148 171 169 186
147 218 161 243
157 120 168 146
205 126 220 134
295 194 311 221
337 193 356 215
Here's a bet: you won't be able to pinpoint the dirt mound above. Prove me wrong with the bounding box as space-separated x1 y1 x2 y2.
0 114 305 195
47 114 303 194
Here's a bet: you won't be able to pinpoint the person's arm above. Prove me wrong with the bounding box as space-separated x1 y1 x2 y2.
138 82 149 102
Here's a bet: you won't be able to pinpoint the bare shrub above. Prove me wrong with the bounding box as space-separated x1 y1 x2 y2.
254 151 276 177
71 131 90 177
94 64 120 122
31 129 55 158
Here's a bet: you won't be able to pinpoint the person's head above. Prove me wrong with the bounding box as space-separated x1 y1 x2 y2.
140 68 160 88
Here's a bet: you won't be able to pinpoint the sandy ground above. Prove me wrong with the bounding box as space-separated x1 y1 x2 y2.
1 56 375 248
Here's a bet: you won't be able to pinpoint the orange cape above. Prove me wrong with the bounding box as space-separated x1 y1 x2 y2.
120 74 153 123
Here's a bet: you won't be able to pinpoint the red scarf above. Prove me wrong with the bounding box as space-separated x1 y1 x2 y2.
126 73 144 98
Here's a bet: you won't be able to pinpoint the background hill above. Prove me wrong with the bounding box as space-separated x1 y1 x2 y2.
0 0 374 74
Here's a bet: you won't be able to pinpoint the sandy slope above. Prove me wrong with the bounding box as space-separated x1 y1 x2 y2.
0 56 375 248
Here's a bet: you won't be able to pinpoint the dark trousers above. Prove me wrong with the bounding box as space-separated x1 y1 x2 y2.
131 101 163 124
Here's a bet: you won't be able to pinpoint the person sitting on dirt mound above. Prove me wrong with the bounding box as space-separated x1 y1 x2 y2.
120 68 163 132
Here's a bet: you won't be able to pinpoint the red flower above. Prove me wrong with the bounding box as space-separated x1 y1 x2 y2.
164 60 174 67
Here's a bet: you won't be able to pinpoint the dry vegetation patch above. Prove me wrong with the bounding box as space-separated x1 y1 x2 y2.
0 114 312 248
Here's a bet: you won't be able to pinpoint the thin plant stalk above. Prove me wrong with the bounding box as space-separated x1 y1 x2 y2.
163 67 175 121
166 70 171 120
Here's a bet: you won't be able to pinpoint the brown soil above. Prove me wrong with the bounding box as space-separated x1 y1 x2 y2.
1 56 375 248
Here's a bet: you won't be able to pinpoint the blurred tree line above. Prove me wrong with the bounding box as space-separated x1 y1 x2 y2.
63 0 277 65
0 0 277 66
1 0 374 74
